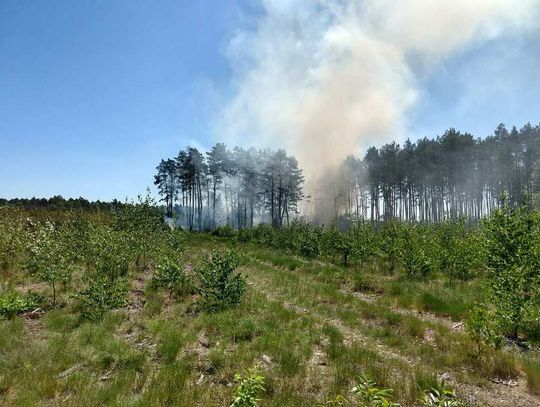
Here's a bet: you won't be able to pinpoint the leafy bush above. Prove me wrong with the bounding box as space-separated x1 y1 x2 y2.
230 368 265 407
378 221 404 272
87 226 130 280
482 199 540 339
0 208 27 272
351 375 399 406
421 380 463 406
77 273 127 321
195 249 246 312
26 221 76 305
467 303 503 350
115 192 165 269
350 220 376 267
401 227 433 279
151 259 191 299
155 228 186 263
299 224 324 258
0 291 42 319
327 227 356 266
446 234 485 282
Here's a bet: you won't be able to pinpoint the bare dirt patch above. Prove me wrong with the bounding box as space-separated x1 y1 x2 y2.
459 376 539 406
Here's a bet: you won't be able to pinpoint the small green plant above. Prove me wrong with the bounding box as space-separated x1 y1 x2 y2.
379 221 404 273
421 380 463 406
467 303 503 350
482 198 540 339
87 226 130 280
115 192 165 269
151 259 191 299
401 228 433 279
446 233 485 282
26 221 76 305
329 228 356 266
195 249 246 311
229 368 265 407
0 291 42 319
77 273 127 321
351 375 400 406
0 209 26 272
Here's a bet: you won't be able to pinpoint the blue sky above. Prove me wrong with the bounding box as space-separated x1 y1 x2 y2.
1 1 539 200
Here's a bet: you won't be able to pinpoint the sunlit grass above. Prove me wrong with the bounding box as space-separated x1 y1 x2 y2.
0 233 538 406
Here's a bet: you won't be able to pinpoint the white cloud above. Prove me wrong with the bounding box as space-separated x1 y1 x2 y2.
218 0 540 184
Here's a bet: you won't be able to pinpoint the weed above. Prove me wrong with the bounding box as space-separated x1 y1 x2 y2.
0 291 42 319
196 249 246 312
230 368 265 407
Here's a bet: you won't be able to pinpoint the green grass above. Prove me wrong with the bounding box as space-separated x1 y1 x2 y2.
0 233 538 406
522 354 540 395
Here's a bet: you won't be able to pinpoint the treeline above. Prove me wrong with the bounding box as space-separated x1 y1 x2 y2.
0 196 124 212
154 144 304 230
335 122 540 222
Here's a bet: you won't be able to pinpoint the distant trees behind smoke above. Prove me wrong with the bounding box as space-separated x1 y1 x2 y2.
157 122 540 228
336 122 540 222
154 144 304 230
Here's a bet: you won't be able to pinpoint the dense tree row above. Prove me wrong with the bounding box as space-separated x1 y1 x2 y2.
0 196 124 212
335 122 540 222
154 144 304 230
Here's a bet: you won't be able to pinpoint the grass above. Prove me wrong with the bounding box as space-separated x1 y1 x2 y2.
0 233 538 406
522 354 540 395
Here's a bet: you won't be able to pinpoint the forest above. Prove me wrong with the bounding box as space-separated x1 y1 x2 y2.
338 123 540 222
155 121 540 229
154 145 304 230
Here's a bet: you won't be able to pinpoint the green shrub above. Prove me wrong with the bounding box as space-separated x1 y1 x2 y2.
379 221 405 272
350 221 376 267
26 221 76 305
230 368 265 407
401 227 433 279
77 273 127 321
87 226 130 280
482 199 540 339
421 380 463 406
115 192 165 269
0 291 42 319
445 230 486 282
151 259 191 299
351 375 399 406
467 303 503 350
0 208 27 272
299 230 322 258
196 249 246 311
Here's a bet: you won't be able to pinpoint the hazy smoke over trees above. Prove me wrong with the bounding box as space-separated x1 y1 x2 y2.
341 122 540 222
155 121 540 228
155 145 304 230
219 0 540 220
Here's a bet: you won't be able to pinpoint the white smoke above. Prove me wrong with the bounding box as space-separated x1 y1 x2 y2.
219 0 540 193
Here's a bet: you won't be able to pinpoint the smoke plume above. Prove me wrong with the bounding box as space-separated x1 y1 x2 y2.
219 0 540 218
